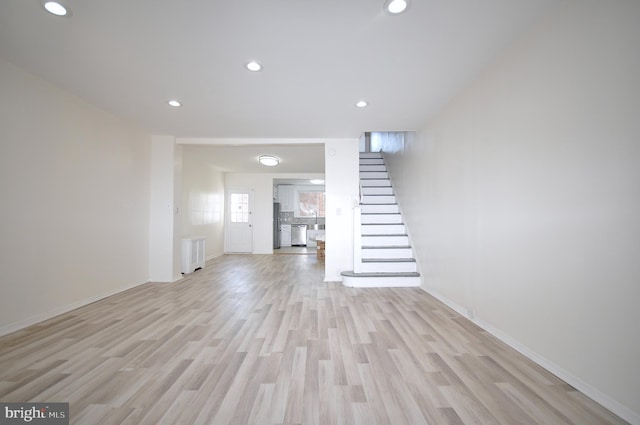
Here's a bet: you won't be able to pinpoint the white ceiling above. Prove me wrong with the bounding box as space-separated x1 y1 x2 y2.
0 0 558 140
184 144 325 174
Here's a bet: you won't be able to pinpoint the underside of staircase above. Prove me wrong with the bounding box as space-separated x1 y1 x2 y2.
341 152 420 288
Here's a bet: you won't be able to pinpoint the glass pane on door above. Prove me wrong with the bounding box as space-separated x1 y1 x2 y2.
230 193 249 223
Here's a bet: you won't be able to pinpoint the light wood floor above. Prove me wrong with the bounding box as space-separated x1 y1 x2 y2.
274 246 315 255
0 254 628 425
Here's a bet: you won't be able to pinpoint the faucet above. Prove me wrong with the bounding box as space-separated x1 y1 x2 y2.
314 211 318 224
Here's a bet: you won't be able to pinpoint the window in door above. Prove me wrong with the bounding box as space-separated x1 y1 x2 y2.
230 193 250 223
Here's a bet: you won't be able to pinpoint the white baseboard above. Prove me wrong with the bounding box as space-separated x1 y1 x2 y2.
424 287 640 425
0 280 149 338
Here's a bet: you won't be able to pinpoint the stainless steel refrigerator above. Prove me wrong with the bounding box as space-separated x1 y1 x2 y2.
273 202 281 249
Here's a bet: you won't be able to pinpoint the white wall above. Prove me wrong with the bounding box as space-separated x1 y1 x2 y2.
324 139 360 281
181 146 225 260
0 58 151 334
149 136 183 282
385 1 640 422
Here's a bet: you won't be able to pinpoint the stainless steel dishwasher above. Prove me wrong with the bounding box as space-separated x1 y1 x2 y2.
291 224 308 246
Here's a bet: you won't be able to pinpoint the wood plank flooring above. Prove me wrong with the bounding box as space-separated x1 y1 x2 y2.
0 254 629 424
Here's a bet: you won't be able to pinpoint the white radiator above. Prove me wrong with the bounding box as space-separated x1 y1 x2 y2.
181 236 206 274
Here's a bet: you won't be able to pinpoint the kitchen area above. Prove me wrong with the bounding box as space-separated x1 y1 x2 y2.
273 179 325 258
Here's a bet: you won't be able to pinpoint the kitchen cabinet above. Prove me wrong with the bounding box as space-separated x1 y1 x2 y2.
278 185 295 212
280 224 291 247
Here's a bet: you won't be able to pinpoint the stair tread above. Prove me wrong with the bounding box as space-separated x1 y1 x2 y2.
341 271 420 277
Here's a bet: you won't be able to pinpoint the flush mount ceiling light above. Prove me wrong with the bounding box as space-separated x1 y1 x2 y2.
167 100 181 107
246 61 262 72
385 0 408 14
356 100 368 108
310 179 325 185
43 1 70 16
259 155 279 166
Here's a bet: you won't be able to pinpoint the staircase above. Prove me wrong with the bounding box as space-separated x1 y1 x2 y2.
341 152 421 288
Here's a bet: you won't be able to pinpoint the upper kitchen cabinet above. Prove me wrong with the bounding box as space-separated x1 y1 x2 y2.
278 185 295 212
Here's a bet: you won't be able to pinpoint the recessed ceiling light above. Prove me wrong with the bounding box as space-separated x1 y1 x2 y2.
246 61 262 72
43 1 69 16
259 155 279 166
356 100 368 108
385 0 408 14
168 100 181 107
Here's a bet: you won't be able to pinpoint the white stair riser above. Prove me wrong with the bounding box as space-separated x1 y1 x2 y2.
360 179 391 187
360 171 388 179
361 204 399 214
360 164 387 172
361 214 403 224
362 224 405 235
362 248 413 258
361 187 394 195
342 275 420 288
360 159 385 165
362 235 409 246
359 152 383 159
362 195 396 204
361 262 417 273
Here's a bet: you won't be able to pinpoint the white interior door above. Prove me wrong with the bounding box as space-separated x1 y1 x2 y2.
225 189 253 253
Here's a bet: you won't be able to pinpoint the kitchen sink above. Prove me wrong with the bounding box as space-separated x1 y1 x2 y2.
308 224 325 230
